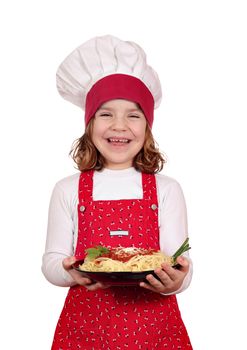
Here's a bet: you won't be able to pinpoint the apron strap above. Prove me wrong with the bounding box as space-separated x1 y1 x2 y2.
142 172 158 204
78 170 94 202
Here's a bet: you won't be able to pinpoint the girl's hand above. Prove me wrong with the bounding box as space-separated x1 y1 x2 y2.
62 256 110 291
140 256 189 294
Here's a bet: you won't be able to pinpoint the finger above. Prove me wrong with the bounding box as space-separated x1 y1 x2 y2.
159 264 178 282
69 270 92 285
98 282 111 289
154 267 173 284
140 281 159 293
86 282 104 291
87 281 111 290
144 274 166 292
62 256 77 271
176 256 190 273
79 276 94 285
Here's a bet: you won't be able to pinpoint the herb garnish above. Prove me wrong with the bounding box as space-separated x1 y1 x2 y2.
85 245 110 260
172 238 191 265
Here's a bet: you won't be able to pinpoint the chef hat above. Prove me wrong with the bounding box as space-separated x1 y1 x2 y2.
56 35 162 127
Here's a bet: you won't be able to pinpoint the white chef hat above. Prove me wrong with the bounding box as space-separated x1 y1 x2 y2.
56 35 162 127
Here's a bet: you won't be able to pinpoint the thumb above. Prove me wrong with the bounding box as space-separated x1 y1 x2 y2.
62 256 77 271
176 256 190 273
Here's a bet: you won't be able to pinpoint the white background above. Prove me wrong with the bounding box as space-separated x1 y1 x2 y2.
1 0 246 349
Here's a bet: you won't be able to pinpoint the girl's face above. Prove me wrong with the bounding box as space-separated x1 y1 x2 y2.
92 99 147 169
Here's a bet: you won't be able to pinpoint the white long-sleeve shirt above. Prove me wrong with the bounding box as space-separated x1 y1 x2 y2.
42 167 192 294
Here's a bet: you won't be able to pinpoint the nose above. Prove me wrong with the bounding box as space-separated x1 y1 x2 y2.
110 115 127 131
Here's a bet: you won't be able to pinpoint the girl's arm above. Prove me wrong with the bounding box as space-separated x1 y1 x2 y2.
42 182 76 286
42 179 110 290
159 178 193 294
141 177 193 294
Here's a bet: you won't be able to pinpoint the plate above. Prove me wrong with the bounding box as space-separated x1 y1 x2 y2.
72 260 158 286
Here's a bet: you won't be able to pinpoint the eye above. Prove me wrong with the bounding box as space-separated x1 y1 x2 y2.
96 112 112 118
128 114 141 119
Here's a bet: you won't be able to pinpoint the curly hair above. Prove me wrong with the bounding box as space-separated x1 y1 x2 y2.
70 119 166 174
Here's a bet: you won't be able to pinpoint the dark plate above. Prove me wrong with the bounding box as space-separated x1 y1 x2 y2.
72 259 157 286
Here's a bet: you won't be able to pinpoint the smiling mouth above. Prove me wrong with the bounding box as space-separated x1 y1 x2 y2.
107 138 131 144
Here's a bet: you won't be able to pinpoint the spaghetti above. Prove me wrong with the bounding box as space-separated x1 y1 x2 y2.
79 247 173 272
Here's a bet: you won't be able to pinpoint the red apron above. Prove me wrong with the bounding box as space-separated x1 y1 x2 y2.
52 170 192 349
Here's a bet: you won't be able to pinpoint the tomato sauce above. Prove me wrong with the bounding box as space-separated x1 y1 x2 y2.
101 248 156 262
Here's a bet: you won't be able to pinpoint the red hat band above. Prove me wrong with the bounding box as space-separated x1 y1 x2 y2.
85 74 155 127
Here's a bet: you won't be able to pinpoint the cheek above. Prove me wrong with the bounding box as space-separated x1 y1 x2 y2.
91 123 104 141
134 125 146 142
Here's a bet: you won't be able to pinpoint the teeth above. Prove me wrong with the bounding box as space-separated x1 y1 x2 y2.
109 138 129 143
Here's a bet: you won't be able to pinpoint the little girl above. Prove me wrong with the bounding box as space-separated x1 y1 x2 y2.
42 35 193 349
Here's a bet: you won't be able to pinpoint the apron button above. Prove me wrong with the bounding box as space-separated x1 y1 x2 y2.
151 204 157 210
79 205 86 212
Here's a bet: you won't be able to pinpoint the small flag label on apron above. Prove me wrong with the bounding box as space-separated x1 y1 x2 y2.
110 230 129 236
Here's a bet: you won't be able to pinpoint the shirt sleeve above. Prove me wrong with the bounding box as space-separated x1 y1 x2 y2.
41 182 76 287
158 178 193 295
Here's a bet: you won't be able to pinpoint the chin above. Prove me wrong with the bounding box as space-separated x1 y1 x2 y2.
106 160 133 169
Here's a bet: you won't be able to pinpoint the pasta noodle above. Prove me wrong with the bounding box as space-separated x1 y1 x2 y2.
79 247 173 272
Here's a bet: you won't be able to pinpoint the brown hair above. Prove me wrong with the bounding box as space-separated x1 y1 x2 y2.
70 119 166 174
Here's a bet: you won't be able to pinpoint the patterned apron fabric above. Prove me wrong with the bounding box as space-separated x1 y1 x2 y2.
52 170 192 349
